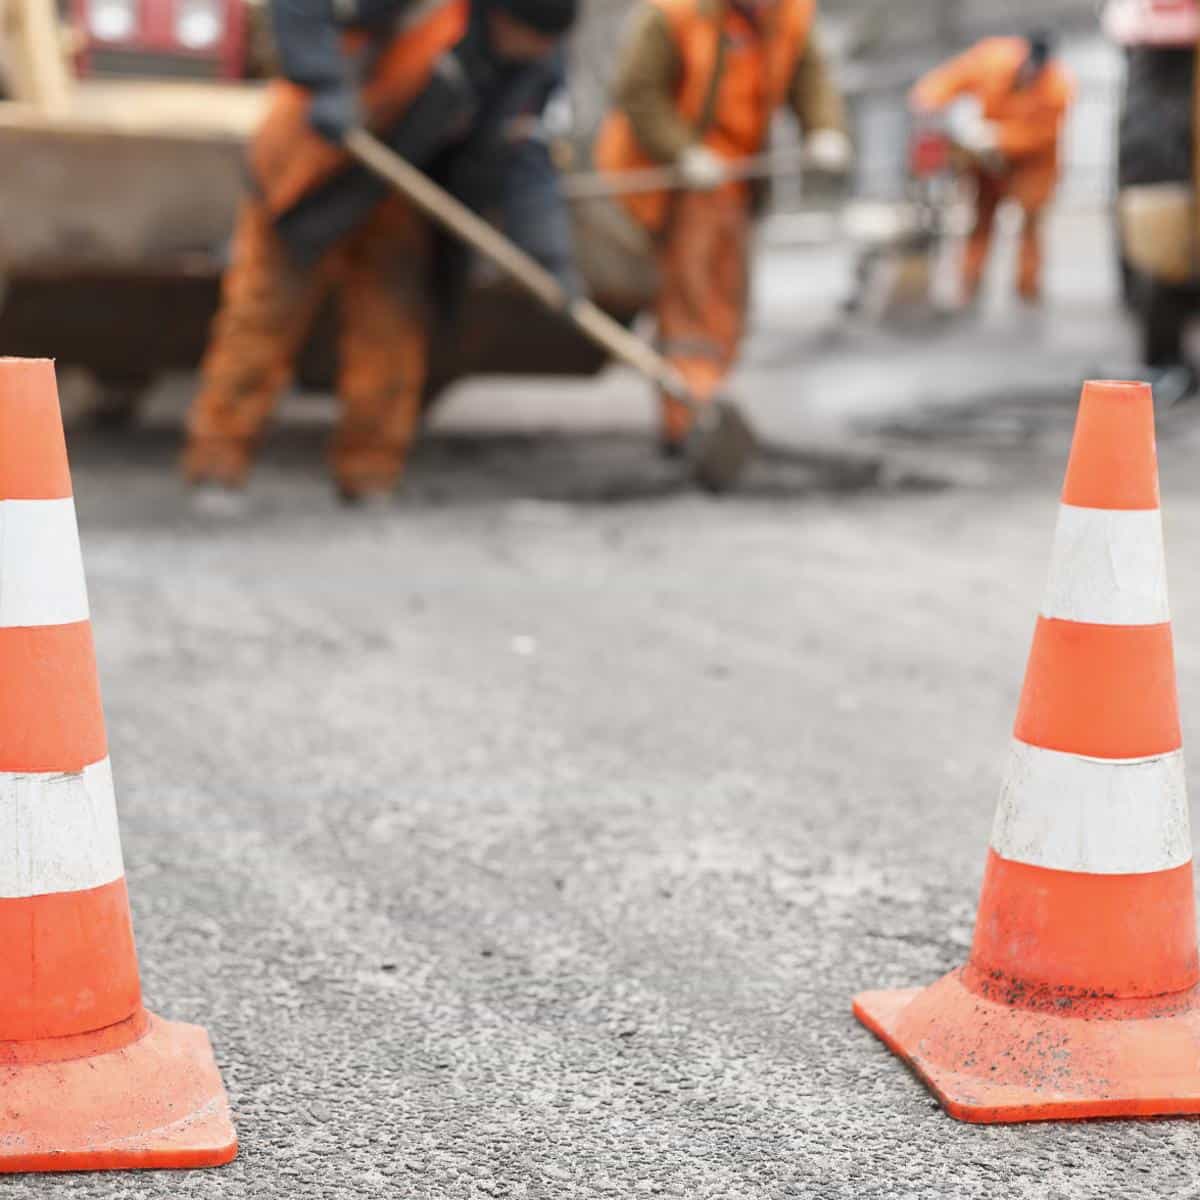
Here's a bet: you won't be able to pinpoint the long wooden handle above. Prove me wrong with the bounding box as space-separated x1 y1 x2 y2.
345 128 688 400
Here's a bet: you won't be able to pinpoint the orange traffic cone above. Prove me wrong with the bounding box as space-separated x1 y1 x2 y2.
855 379 1200 1123
0 359 237 1171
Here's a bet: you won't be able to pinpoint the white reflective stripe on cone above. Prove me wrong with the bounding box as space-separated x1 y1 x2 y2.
0 758 124 898
0 499 90 628
1041 504 1169 626
991 740 1190 875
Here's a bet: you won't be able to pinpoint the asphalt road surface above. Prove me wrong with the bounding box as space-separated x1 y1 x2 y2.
11 220 1200 1198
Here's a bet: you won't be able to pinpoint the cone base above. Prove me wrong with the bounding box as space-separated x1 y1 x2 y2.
0 1012 237 1173
853 968 1200 1123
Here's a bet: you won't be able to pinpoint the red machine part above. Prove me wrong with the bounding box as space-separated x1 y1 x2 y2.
72 0 249 80
908 128 952 178
1104 0 1200 45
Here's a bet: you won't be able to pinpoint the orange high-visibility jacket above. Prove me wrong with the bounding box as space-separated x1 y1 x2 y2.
595 0 815 230
911 37 1075 210
249 0 467 219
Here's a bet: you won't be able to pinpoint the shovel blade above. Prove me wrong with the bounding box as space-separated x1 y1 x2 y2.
688 398 756 492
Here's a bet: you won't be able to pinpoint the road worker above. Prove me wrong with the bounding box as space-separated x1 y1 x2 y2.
183 0 578 508
911 31 1075 307
595 0 850 452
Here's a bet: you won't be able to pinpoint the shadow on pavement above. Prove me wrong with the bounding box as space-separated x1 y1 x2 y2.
866 381 1200 450
65 424 954 509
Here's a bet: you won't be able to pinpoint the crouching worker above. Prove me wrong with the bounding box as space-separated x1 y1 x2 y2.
184 0 578 507
911 31 1074 307
596 0 850 452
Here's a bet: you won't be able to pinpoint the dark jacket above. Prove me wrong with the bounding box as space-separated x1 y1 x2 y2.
275 0 578 292
1118 46 1193 189
271 0 420 97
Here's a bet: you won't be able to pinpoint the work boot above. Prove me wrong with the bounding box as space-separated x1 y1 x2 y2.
190 483 249 520
959 282 984 316
1017 282 1042 307
1153 364 1197 410
658 395 694 459
336 483 394 510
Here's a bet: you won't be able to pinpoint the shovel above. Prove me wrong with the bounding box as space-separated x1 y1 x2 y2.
345 128 756 492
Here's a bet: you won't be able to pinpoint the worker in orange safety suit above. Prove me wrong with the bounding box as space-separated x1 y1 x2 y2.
595 0 850 453
183 0 578 509
911 31 1075 306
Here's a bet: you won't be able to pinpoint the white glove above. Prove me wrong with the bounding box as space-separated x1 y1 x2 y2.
959 117 998 156
974 132 1007 173
677 144 726 190
804 128 852 174
953 111 1006 171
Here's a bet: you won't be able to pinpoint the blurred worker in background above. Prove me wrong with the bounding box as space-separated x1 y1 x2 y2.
596 0 850 453
911 30 1075 308
183 0 578 509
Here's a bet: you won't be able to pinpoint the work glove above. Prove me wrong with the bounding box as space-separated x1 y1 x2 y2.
804 128 853 175
677 144 726 191
309 84 363 145
954 111 1006 173
969 127 1007 174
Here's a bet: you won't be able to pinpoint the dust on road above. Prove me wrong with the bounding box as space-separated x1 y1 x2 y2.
13 371 1200 1198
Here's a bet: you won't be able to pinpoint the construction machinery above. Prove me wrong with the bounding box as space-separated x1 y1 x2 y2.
1106 0 1200 369
0 0 655 423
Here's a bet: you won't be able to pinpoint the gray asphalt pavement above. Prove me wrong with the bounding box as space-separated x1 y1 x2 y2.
12 219 1200 1198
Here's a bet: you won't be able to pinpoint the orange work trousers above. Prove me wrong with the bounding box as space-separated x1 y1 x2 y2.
184 195 431 495
654 188 750 446
964 169 1044 304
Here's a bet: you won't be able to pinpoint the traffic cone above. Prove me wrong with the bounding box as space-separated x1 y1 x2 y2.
854 379 1200 1123
0 358 237 1171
